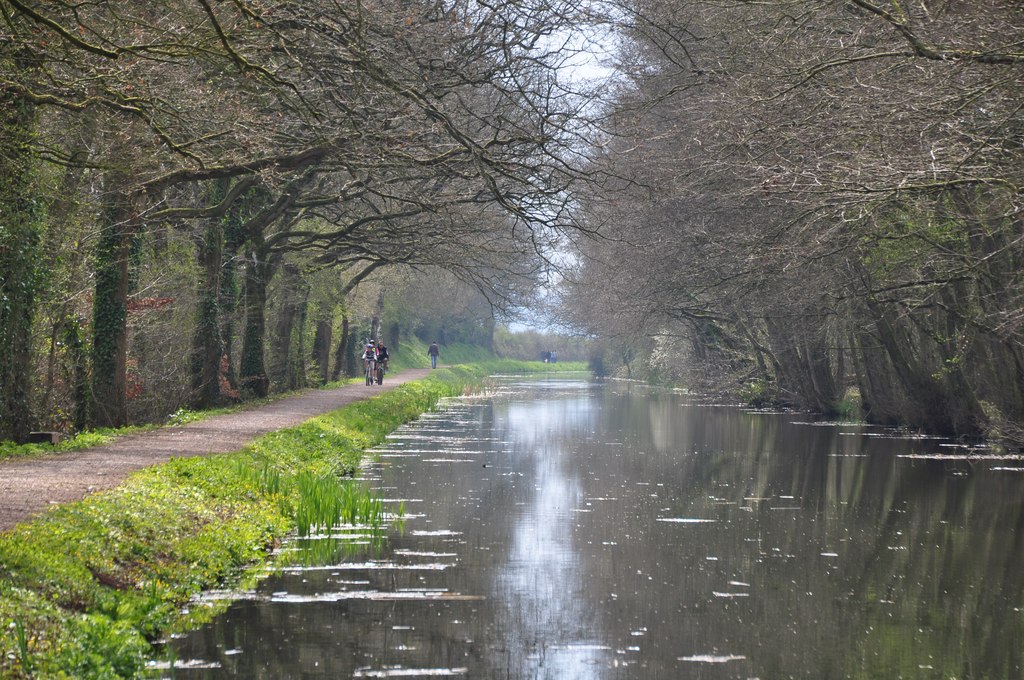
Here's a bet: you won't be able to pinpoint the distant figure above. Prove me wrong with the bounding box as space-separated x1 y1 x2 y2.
549 351 557 363
428 341 440 369
376 340 390 372
541 351 551 363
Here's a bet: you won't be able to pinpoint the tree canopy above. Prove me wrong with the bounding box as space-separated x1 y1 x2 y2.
559 0 1024 443
0 0 601 438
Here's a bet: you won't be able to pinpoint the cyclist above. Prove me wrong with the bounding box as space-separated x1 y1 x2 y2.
362 342 377 383
376 340 390 374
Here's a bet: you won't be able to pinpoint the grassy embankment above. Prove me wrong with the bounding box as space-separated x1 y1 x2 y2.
0 359 575 679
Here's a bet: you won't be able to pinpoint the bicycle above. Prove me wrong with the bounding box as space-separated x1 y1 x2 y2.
375 358 387 385
364 357 377 386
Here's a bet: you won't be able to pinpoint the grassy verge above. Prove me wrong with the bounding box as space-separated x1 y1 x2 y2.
0 392 303 462
0 364 518 679
0 427 153 462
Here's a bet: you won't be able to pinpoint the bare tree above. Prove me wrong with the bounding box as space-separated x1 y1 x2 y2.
562 0 1024 438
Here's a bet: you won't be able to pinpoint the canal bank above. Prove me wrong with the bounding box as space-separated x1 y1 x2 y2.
0 363 545 679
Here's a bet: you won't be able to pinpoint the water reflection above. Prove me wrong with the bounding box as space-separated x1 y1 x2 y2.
161 378 1024 679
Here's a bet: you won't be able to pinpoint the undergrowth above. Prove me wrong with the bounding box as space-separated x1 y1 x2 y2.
0 427 154 461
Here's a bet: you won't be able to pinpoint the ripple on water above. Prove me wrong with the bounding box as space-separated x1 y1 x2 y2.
678 654 747 663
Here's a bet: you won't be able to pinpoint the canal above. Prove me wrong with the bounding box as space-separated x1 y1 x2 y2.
162 376 1024 678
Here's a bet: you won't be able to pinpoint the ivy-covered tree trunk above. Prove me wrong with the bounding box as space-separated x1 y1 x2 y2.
270 263 308 390
290 289 309 390
66 317 90 432
329 263 381 381
91 172 141 428
215 187 250 400
39 124 94 428
190 213 224 409
239 247 272 397
932 283 986 434
849 306 905 428
219 269 241 397
344 319 361 377
332 313 352 381
312 316 333 384
0 47 41 442
370 288 385 342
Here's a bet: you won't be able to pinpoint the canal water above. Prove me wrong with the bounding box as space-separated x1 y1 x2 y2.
161 376 1024 678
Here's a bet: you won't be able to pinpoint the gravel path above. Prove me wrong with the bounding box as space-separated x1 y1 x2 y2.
0 368 433 532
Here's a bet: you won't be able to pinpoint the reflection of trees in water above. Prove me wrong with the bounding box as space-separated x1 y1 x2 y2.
841 463 1024 678
732 414 1022 678
586 386 1024 677
170 384 1023 677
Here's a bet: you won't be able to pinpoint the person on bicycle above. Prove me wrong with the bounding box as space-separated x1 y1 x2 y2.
376 340 390 373
361 342 378 384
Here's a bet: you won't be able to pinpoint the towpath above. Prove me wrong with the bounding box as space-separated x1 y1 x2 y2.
0 368 433 532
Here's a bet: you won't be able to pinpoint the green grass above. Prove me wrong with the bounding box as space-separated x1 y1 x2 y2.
0 364 507 679
0 427 156 461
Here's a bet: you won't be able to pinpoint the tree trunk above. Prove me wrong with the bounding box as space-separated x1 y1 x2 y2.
370 288 385 342
218 189 248 398
932 284 985 434
313 317 333 384
765 316 839 414
481 312 495 352
949 186 1024 429
346 321 361 377
850 318 903 428
289 287 309 390
66 317 90 432
219 273 240 398
240 248 272 397
865 297 960 434
271 263 308 390
0 47 41 442
802 330 839 415
387 321 400 354
332 313 355 381
91 170 141 429
190 213 224 409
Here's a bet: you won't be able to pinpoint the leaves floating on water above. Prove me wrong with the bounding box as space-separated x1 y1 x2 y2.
353 666 470 676
678 654 746 663
898 453 1024 460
